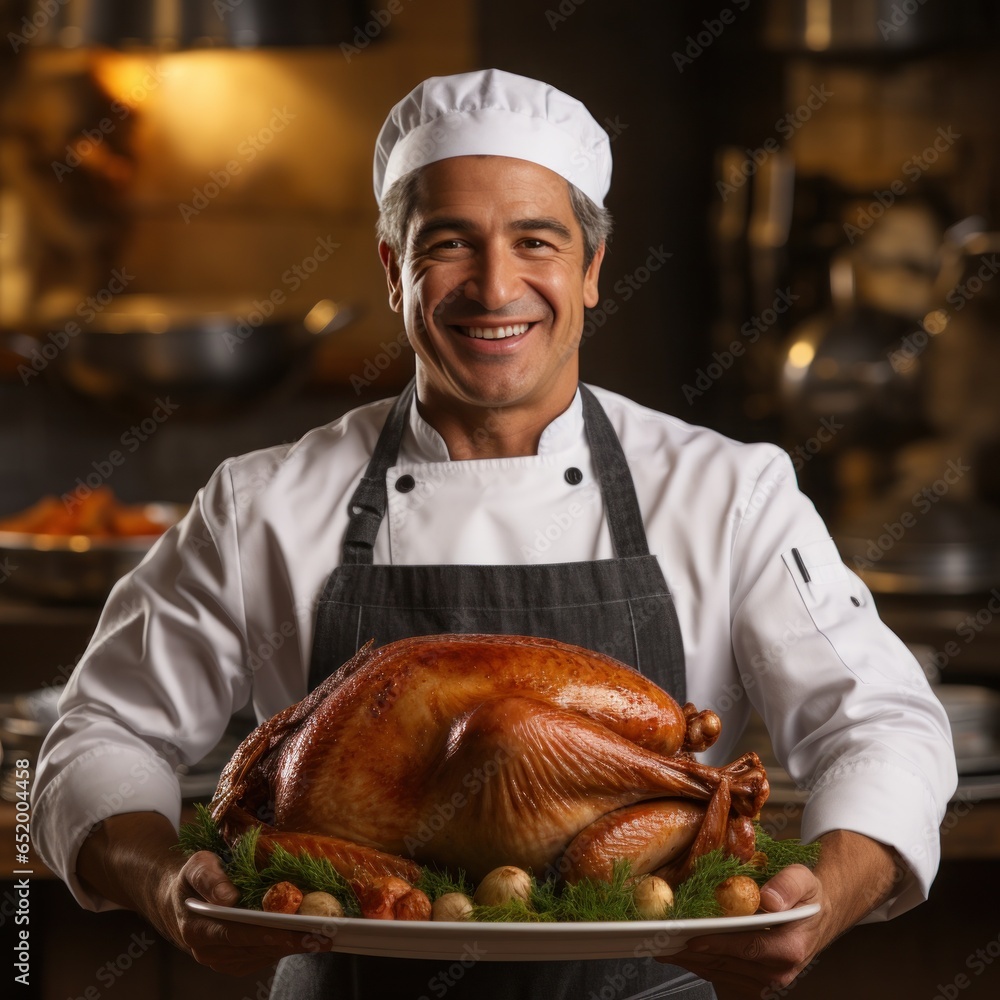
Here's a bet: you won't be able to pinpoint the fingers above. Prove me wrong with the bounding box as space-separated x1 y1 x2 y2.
171 851 339 975
757 863 819 913
667 917 822 990
183 850 240 906
187 917 336 976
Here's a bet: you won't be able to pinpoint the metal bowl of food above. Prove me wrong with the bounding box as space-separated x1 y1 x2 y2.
0 489 185 604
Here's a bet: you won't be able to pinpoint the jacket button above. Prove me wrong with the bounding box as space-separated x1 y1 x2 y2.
564 467 583 485
395 475 415 493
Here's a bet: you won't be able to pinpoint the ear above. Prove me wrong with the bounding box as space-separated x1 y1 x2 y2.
378 241 403 313
582 241 606 309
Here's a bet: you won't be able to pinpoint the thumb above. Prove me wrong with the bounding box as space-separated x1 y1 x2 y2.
758 863 817 913
185 850 240 906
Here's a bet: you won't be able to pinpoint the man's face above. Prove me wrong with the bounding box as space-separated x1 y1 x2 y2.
379 156 604 420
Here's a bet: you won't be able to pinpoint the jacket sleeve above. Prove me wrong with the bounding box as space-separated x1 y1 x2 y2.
31 460 252 910
729 449 958 919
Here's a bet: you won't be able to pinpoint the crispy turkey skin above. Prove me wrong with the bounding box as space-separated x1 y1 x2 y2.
211 634 768 885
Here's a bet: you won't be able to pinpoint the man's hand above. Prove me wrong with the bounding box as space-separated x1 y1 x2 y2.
664 830 903 997
77 812 335 976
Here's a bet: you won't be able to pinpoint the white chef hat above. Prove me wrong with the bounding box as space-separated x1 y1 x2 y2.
373 68 612 208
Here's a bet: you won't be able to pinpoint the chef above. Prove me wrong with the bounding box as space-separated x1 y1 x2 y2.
34 69 957 999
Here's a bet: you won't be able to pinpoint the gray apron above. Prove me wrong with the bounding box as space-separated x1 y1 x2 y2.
271 381 716 1000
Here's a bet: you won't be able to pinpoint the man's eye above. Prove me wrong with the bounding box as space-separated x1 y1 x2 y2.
519 238 550 250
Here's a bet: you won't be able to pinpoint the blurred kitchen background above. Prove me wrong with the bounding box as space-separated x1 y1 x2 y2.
2 0 1000 996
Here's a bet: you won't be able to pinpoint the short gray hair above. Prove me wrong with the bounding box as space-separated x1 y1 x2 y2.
376 166 612 269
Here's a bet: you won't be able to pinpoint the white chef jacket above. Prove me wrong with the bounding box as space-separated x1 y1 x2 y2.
33 385 957 918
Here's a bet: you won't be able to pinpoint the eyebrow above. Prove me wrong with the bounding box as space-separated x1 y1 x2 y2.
411 216 574 246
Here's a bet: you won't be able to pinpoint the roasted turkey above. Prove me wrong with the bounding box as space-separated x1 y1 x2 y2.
210 634 768 889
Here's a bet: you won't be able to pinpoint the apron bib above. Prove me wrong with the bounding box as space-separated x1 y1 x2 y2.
272 382 715 1000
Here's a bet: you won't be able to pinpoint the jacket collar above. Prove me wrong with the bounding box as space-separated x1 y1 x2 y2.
403 387 586 463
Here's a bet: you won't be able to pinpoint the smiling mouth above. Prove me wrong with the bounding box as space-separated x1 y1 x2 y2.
456 322 532 341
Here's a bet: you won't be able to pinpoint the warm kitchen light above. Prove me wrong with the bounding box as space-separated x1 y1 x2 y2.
787 339 817 370
90 52 171 112
803 0 833 51
135 50 306 172
305 300 340 335
922 309 949 336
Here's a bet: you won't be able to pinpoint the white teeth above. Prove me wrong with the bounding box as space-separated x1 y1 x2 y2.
464 323 530 340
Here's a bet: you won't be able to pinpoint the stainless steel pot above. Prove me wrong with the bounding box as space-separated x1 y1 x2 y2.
779 254 929 452
2 296 357 416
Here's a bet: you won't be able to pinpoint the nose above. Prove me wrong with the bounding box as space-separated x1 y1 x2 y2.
461 245 522 311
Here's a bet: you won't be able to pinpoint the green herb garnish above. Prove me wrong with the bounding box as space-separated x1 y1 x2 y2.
752 821 822 880
176 802 228 859
177 812 820 922
416 866 473 901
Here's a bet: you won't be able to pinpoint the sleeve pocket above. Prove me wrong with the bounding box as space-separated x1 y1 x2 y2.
781 537 888 681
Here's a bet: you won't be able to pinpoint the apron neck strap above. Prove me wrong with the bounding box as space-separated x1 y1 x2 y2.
341 379 416 564
341 379 650 564
578 384 650 559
